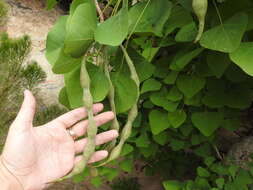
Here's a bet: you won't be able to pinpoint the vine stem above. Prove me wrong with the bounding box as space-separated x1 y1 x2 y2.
104 53 120 150
94 0 105 22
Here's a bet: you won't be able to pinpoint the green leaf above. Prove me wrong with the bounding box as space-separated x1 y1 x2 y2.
111 73 138 113
163 71 179 85
207 51 230 78
200 13 248 53
52 49 82 74
168 110 187 128
216 178 225 189
197 167 210 178
141 78 162 94
65 2 97 57
95 6 128 46
64 67 83 108
170 48 204 71
128 48 155 82
87 63 110 102
165 5 193 35
119 159 133 173
121 144 134 156
135 132 150 148
167 86 183 102
46 16 68 66
177 75 206 98
91 176 102 188
170 139 185 151
163 180 182 190
128 0 172 36
175 22 197 42
58 87 70 109
150 91 179 112
235 169 253 185
228 165 239 178
153 132 170 145
46 0 57 10
149 110 170 135
99 167 118 181
192 112 224 136
69 0 88 16
230 42 253 76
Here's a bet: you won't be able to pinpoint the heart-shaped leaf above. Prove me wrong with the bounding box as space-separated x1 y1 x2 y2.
168 110 187 128
128 0 172 36
95 5 128 46
191 112 223 136
65 2 97 57
229 42 253 76
149 110 171 135
200 13 248 53
176 75 206 98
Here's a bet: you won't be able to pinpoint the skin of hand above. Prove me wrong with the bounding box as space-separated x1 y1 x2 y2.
0 90 118 190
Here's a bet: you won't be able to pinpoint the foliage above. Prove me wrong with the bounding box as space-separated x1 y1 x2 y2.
46 0 253 189
0 33 46 150
110 177 141 190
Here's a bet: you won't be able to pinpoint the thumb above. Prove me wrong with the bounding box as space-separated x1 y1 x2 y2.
13 90 36 130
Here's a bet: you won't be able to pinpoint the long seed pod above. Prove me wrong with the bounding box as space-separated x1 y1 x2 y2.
57 58 97 181
192 0 208 43
98 46 140 166
104 57 120 150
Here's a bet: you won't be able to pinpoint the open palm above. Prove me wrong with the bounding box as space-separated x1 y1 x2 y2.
1 90 118 190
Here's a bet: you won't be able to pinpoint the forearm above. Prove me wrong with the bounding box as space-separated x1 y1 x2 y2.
0 157 23 190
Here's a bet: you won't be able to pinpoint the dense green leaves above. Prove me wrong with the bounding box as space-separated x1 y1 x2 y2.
64 2 97 57
200 13 248 53
46 0 253 188
95 5 128 46
128 0 172 36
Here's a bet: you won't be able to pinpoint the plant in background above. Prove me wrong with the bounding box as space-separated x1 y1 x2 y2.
110 177 141 190
0 32 47 150
45 0 253 189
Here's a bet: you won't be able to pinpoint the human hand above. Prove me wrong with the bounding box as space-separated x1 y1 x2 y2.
0 90 118 190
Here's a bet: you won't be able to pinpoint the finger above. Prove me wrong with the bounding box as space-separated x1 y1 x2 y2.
74 150 108 164
50 104 104 128
74 130 118 154
71 111 114 137
13 90 36 130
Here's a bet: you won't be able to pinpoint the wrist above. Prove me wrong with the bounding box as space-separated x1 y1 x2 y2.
0 156 24 190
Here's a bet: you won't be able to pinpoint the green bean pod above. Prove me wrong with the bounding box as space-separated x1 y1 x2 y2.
97 46 140 166
192 0 208 43
57 58 97 181
104 58 120 150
